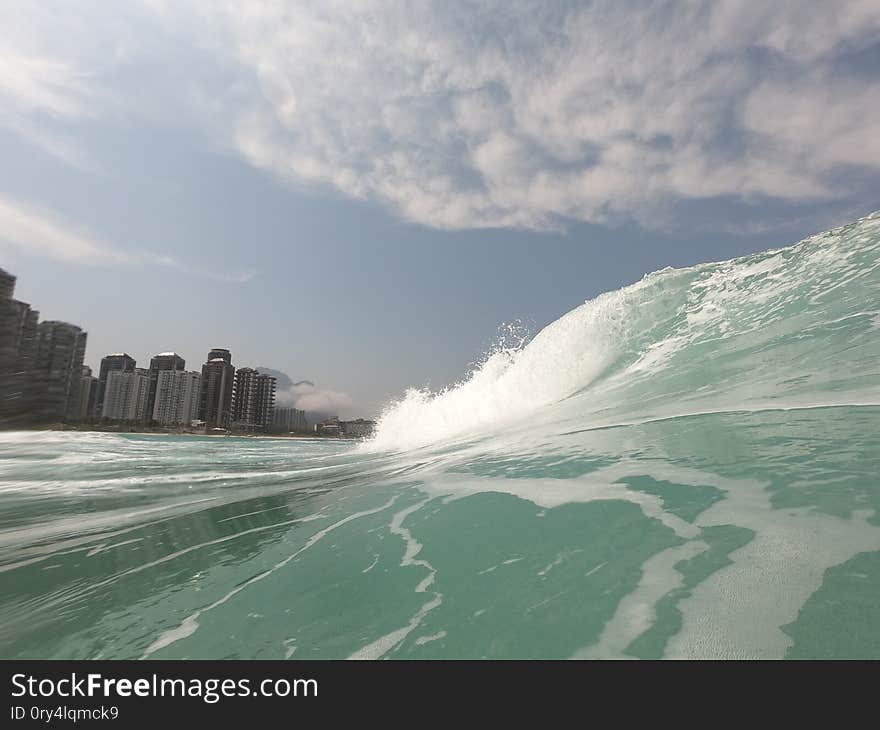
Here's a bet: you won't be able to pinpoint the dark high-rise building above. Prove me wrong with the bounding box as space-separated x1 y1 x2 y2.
208 348 232 364
253 373 277 429
11 301 39 368
0 268 19 421
96 353 136 417
146 352 185 423
231 368 277 430
1 267 89 425
199 348 235 429
231 367 258 425
32 320 87 423
0 268 14 300
0 269 40 423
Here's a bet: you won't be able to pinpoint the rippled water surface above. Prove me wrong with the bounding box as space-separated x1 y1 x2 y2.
1 212 879 659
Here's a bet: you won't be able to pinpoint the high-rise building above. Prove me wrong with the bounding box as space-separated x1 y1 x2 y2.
32 320 88 423
231 367 258 425
273 406 308 432
11 301 39 374
208 348 232 364
0 269 20 420
152 369 201 426
101 367 149 422
232 368 276 430
1 268 88 424
77 365 98 420
0 268 14 300
134 368 150 422
253 372 277 429
146 352 185 423
199 348 235 429
0 269 18 421
97 353 136 417
0 268 40 423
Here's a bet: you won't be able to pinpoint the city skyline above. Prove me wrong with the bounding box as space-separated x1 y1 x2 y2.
1 2 879 417
1 264 371 431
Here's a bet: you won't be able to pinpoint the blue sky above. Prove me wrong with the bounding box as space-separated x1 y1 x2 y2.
1 1 879 417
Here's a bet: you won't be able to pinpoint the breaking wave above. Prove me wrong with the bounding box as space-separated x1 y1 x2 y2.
369 211 880 451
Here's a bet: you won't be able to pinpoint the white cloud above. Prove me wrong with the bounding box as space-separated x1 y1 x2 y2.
164 0 880 230
0 8 106 171
277 380 353 416
0 52 95 120
0 116 100 173
743 76 880 171
0 195 126 263
3 1 880 232
0 193 256 283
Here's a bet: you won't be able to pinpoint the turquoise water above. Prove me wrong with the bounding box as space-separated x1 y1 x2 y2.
1 212 879 659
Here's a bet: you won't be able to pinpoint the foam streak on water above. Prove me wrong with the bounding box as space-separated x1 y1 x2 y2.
1 212 880 659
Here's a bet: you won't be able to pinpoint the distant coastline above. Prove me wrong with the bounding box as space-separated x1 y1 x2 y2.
2 423 365 441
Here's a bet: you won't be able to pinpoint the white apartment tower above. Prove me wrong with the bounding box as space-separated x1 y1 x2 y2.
152 370 201 426
101 368 149 421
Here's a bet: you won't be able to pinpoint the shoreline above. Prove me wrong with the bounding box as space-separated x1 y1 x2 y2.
0 424 362 441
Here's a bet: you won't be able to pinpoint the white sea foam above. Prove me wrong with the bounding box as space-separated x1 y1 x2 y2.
574 541 708 659
348 500 443 659
414 631 447 646
665 500 880 659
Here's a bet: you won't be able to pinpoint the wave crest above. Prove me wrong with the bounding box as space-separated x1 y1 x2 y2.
368 211 880 451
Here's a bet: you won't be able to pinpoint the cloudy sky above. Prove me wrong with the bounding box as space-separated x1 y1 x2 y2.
1 0 878 416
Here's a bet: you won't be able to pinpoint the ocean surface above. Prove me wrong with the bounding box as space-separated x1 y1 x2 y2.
2 211 880 659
